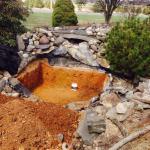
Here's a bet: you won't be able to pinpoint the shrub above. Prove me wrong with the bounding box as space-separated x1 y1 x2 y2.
105 17 150 79
0 0 28 46
52 0 78 27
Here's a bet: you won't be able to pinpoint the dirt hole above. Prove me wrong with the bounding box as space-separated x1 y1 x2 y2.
18 60 108 105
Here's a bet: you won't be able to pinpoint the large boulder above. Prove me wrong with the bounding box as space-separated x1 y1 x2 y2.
0 45 21 75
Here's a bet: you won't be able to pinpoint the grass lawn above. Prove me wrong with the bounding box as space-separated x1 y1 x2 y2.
24 12 123 29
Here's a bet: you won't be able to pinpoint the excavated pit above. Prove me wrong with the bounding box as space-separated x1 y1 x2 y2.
18 60 108 105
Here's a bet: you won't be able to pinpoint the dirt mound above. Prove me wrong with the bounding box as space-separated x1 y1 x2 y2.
0 95 79 149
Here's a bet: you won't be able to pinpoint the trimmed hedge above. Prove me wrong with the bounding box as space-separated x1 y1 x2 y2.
52 0 78 27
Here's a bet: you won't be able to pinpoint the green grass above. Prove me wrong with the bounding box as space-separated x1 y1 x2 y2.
24 12 123 29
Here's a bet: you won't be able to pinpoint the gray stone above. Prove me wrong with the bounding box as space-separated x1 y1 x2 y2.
52 46 67 56
60 34 97 42
86 110 106 134
116 102 128 114
38 28 49 34
9 78 20 87
17 35 25 51
3 71 11 78
4 85 12 93
86 30 93 36
0 79 6 92
35 44 50 50
27 45 35 52
23 53 29 58
34 40 39 46
106 102 134 122
77 109 106 145
55 36 65 45
77 111 97 145
90 45 98 52
11 92 20 97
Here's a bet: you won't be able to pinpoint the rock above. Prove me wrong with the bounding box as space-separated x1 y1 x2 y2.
34 40 39 46
3 71 11 78
47 31 53 37
62 142 69 150
39 35 49 44
101 92 120 108
106 102 134 122
52 46 67 56
86 110 106 134
35 44 50 50
0 45 21 75
67 42 99 66
26 31 32 39
9 78 20 87
13 83 31 98
90 45 98 52
86 30 93 36
77 109 106 145
95 28 100 32
60 34 97 42
116 103 128 114
55 36 65 45
4 85 12 93
77 111 97 145
17 35 25 51
88 39 98 45
0 79 6 92
38 28 49 34
57 133 64 143
11 92 20 97
94 106 107 117
54 27 61 30
29 39 33 45
22 53 29 58
26 45 35 52
50 37 55 42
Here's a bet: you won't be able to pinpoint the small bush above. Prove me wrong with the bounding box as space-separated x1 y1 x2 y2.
52 0 78 27
105 17 150 79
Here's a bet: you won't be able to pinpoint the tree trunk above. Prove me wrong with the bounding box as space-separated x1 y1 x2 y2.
104 11 112 24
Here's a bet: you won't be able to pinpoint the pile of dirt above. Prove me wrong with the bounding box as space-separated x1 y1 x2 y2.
0 94 79 149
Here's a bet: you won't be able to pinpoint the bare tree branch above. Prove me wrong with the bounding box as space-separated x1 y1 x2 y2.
109 125 150 150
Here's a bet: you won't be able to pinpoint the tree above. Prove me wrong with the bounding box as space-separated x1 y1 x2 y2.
105 17 150 79
98 0 121 24
34 0 44 8
24 0 34 8
52 0 78 27
76 0 87 11
93 0 104 13
0 0 28 46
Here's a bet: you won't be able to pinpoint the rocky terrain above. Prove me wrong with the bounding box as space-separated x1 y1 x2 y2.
0 25 149 149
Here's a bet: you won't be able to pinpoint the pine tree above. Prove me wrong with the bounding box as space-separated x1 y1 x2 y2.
0 0 28 46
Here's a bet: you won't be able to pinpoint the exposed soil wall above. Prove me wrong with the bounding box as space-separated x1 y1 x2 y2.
18 60 43 90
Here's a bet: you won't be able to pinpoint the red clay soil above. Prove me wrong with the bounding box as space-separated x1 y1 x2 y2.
0 94 79 150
